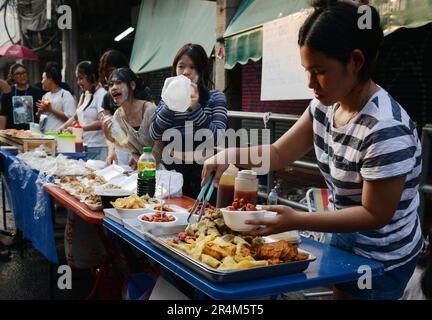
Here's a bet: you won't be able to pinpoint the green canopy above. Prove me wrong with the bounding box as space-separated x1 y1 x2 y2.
370 0 432 34
130 0 216 74
224 0 432 69
224 0 310 69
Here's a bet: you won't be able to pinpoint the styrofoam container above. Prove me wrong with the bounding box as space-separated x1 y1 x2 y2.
104 208 145 225
118 174 138 193
84 202 103 211
137 213 178 233
106 175 128 186
113 207 153 218
95 164 124 181
86 160 106 171
220 208 276 232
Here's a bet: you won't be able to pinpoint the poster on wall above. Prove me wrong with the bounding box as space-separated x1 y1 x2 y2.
261 11 313 101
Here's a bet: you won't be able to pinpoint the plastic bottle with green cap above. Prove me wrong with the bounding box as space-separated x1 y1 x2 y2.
137 146 156 197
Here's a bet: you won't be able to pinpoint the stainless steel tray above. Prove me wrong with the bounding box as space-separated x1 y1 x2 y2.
144 231 316 283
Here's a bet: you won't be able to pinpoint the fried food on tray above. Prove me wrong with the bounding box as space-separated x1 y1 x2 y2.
140 194 159 204
168 234 308 270
141 211 175 222
111 194 145 209
16 132 35 138
84 194 102 205
2 129 24 136
188 201 215 214
102 183 121 189
185 207 231 237
1 129 37 138
83 172 97 180
255 240 309 264
167 232 269 270
59 176 78 184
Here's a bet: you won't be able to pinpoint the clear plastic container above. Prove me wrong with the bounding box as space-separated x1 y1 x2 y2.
234 170 259 205
216 164 238 208
56 133 76 153
104 115 128 146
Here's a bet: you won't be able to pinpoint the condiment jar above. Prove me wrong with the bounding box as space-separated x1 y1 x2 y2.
216 164 238 208
234 170 259 205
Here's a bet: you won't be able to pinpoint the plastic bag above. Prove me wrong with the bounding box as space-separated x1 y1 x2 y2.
7 158 32 189
33 173 50 220
155 170 183 198
161 75 192 112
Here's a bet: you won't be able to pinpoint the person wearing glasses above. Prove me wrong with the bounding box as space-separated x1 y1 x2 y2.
0 64 43 130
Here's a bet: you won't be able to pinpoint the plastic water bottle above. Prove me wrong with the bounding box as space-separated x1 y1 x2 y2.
268 185 279 205
137 147 156 197
103 115 128 146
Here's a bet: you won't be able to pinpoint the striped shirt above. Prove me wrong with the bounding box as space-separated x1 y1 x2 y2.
309 87 423 271
150 90 227 152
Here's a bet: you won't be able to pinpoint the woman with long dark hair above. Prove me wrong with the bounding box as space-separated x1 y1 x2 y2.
150 43 228 199
203 0 423 299
102 67 163 168
58 61 107 160
99 50 153 166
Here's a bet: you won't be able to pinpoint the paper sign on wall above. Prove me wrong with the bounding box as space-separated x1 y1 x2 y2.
261 11 313 101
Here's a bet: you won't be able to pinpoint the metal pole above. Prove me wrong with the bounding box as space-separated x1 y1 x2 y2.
419 125 431 230
228 110 300 122
258 191 309 211
421 184 432 194
292 160 319 171
266 120 276 196
1 176 7 230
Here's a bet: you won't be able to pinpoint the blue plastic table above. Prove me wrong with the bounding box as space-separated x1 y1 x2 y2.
103 218 384 300
0 148 58 263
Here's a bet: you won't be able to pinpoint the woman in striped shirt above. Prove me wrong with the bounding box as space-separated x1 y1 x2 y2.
202 0 423 299
150 44 227 199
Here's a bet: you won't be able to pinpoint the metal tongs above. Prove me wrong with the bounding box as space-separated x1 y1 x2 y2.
187 171 215 223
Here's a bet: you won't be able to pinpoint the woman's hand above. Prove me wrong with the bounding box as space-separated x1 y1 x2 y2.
105 152 118 167
190 83 200 111
128 157 137 170
243 205 302 236
36 99 52 114
101 117 114 142
201 149 231 187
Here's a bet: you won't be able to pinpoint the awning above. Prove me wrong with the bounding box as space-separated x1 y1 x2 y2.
370 0 432 35
130 0 216 74
224 0 310 69
224 0 432 69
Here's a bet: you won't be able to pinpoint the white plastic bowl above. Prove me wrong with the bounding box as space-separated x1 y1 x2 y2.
114 207 152 218
137 212 178 232
146 203 188 213
220 208 275 232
